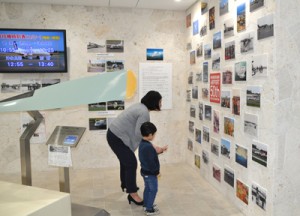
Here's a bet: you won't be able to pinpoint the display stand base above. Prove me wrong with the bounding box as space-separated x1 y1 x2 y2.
72 203 110 216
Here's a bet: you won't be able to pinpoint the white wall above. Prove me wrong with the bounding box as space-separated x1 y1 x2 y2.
0 3 187 173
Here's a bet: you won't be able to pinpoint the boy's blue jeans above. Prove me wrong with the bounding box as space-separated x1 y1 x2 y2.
142 174 158 211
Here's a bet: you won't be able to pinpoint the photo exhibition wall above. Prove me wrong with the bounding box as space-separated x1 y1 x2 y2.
186 0 300 216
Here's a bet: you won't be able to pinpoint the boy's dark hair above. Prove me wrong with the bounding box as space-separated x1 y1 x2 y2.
140 122 157 137
141 90 162 111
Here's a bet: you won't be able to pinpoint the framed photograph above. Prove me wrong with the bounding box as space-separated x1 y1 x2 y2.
190 104 196 118
213 31 222 50
21 79 42 93
196 43 203 57
232 89 241 115
194 154 201 169
203 125 210 143
88 102 106 111
1 79 21 93
209 7 215 30
204 104 212 121
222 67 233 84
202 87 209 100
204 44 211 60
213 164 221 182
225 41 235 60
89 117 107 131
190 50 196 65
246 86 261 108
224 116 234 137
252 182 267 210
188 138 193 151
186 13 191 28
235 144 248 168
244 113 258 137
202 149 209 164
203 62 209 82
200 19 207 37
240 32 254 53
221 138 231 159
220 0 229 16
87 41 105 53
87 59 105 72
211 138 219 156
107 100 124 110
106 40 124 53
192 86 198 99
193 20 199 35
188 72 193 84
195 128 202 144
224 166 234 187
189 121 195 133
252 54 268 77
213 110 220 134
235 61 247 81
236 179 249 205
237 3 246 32
186 89 191 102
196 71 202 82
210 73 221 103
201 2 208 14
257 14 274 40
221 90 231 109
146 48 163 61
106 60 124 72
224 18 234 38
252 140 267 167
212 53 221 71
199 102 204 120
250 0 264 12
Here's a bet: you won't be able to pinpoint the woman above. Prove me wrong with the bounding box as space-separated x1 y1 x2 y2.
106 90 166 205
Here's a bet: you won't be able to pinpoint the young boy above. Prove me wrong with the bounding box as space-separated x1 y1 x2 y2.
138 122 167 216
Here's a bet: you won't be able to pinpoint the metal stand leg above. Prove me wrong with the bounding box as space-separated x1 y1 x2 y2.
59 167 70 193
20 111 44 186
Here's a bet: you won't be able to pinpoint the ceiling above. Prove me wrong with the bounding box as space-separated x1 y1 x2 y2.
0 0 198 11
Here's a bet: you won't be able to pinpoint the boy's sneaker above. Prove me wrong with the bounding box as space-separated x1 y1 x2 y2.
144 208 160 216
143 204 159 212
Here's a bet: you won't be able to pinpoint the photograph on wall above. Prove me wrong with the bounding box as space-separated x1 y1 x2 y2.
106 40 124 53
252 54 268 77
189 121 195 133
202 87 209 100
213 31 222 50
246 86 261 108
212 53 220 71
1 79 21 93
186 13 191 28
186 89 191 102
106 60 124 72
89 117 107 131
190 50 196 65
236 179 249 205
107 100 124 110
252 140 267 167
211 138 219 157
224 18 234 38
87 41 106 53
146 48 163 61
203 125 210 143
235 61 247 81
204 44 211 59
250 0 264 12
196 71 203 82
88 102 106 111
257 14 274 40
222 67 233 84
204 104 212 121
252 182 267 210
232 89 241 115
196 43 203 57
193 20 199 35
87 59 106 72
237 3 246 32
192 86 198 99
41 79 60 87
224 117 234 137
221 138 231 159
188 138 193 151
225 41 235 60
199 102 204 120
210 73 221 103
220 0 229 16
213 110 220 134
195 128 202 144
201 2 208 14
203 61 209 82
194 154 201 169
244 113 258 137
221 90 231 109
224 166 234 187
190 104 196 118
213 164 221 182
186 42 192 50
188 72 193 84
202 149 209 164
209 7 215 30
21 79 42 93
21 112 46 144
235 144 248 168
200 19 208 37
240 31 254 53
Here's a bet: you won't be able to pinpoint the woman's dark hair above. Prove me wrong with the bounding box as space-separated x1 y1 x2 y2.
141 90 162 111
140 122 157 137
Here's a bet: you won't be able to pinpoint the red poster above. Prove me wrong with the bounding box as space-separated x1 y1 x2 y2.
210 73 221 103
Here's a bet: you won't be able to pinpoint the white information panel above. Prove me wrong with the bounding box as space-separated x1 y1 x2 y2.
48 144 72 167
139 63 172 110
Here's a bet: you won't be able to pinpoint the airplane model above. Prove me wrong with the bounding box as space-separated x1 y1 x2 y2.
13 41 51 60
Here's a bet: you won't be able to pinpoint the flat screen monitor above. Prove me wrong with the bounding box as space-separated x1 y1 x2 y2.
0 28 67 73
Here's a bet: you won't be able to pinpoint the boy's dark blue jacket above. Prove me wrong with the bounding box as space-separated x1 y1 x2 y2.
138 139 160 176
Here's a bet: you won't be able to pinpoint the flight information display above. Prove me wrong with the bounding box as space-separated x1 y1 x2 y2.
0 29 67 73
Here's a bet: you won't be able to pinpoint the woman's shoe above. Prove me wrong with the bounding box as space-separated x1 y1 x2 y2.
127 194 144 206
